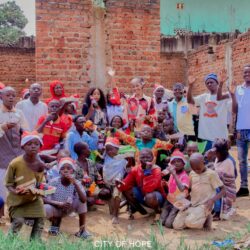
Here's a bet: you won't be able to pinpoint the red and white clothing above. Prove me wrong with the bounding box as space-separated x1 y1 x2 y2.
124 94 155 131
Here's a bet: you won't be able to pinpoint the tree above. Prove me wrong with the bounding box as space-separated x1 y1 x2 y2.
0 1 28 45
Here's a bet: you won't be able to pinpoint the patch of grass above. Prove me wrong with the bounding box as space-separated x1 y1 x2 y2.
0 223 249 250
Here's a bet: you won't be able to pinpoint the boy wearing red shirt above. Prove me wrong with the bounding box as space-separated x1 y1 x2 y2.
36 100 68 152
116 148 165 221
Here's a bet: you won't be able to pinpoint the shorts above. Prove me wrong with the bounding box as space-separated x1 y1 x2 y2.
132 187 164 207
45 199 87 218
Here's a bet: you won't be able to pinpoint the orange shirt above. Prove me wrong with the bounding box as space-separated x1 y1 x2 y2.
36 115 69 150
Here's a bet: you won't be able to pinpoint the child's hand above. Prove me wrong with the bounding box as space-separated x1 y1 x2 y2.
60 202 71 210
46 113 57 123
115 179 125 188
161 168 170 176
64 174 76 184
6 122 17 130
16 187 30 195
168 164 176 175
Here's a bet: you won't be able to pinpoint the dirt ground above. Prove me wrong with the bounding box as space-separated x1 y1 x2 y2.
0 147 249 249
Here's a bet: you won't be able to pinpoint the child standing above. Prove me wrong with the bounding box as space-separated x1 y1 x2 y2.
5 132 45 240
44 157 90 239
173 153 225 230
212 139 237 220
160 150 189 228
101 137 127 224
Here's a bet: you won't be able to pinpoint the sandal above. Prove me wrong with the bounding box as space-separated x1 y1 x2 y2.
75 230 92 239
48 226 60 236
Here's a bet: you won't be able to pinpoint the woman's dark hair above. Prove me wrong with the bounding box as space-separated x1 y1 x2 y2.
84 88 106 110
110 115 124 128
213 138 229 161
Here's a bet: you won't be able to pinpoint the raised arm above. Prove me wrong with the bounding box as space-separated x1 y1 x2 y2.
228 83 238 114
217 69 230 100
187 75 196 104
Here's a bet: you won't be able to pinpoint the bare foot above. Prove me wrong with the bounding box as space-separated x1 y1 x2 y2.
203 214 212 231
112 216 119 224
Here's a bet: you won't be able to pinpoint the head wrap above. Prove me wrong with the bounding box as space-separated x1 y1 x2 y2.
45 80 66 104
204 73 218 84
21 131 43 147
58 157 76 171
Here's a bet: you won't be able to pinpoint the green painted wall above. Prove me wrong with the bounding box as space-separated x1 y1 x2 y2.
161 0 250 35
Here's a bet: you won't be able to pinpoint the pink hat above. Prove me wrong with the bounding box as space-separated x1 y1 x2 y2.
170 149 186 164
58 157 76 171
105 137 120 148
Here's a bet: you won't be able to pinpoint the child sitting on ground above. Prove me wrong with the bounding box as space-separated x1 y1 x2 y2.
173 153 225 230
46 149 70 182
184 141 199 173
160 150 189 228
100 137 127 224
5 132 45 240
73 142 104 207
44 157 91 239
212 139 237 220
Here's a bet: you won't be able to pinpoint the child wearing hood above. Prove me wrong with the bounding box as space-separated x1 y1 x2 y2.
100 137 127 224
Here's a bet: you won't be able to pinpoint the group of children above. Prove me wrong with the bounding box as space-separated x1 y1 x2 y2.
0 71 240 241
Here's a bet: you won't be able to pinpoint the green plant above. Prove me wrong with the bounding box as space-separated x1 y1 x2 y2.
0 1 28 45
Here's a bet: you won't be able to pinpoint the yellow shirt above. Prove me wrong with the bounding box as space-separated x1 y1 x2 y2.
190 168 223 206
169 98 196 136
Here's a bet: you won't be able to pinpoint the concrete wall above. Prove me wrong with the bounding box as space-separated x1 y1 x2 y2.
161 0 250 35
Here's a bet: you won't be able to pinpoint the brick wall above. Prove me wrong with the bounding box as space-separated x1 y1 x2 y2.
0 47 35 97
187 30 250 95
36 0 93 100
187 43 227 95
160 52 186 90
105 0 161 96
232 31 250 84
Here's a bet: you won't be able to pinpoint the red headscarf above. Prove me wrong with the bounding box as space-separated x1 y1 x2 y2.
45 80 66 104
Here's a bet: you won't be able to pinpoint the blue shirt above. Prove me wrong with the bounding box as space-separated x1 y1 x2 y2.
236 84 250 130
65 129 99 160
